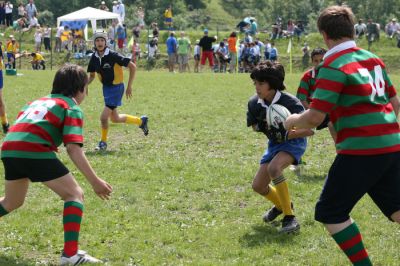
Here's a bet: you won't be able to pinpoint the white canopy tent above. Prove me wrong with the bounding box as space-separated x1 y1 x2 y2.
57 7 119 40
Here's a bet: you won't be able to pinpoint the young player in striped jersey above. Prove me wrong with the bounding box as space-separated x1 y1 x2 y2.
0 64 113 265
296 48 326 109
247 61 314 233
88 31 148 151
285 6 400 265
296 47 336 140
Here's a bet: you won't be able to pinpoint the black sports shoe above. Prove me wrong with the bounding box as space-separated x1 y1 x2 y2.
2 123 9 134
279 215 300 233
139 115 149 136
263 206 283 223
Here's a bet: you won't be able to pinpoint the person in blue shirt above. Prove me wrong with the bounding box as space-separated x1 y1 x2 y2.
166 31 177 72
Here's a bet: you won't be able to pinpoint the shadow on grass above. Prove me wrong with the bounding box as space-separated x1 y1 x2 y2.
296 173 327 184
0 256 37 266
84 150 120 157
239 223 299 248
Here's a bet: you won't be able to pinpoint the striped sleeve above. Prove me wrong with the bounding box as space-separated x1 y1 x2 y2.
310 67 346 113
63 107 84 146
296 72 311 101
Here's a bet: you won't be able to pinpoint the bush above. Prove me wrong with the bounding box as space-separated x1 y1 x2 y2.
38 10 54 27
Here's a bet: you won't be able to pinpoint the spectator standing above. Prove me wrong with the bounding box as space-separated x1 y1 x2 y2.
17 3 25 18
107 21 117 48
151 22 159 38
25 0 37 23
5 1 13 27
227 32 237 73
137 7 145 29
98 1 109 29
385 18 400 39
216 42 228 73
269 42 278 62
42 25 51 52
164 5 173 30
34 25 42 52
264 39 271 60
116 23 126 53
6 36 18 69
366 18 380 50
198 29 217 71
354 19 366 38
301 42 310 70
177 31 191 73
116 1 125 23
55 25 66 53
166 31 177 72
193 39 200 73
247 19 257 36
0 2 5 29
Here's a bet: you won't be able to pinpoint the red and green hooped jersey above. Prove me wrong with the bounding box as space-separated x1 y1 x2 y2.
296 68 317 104
1 94 84 159
310 45 400 155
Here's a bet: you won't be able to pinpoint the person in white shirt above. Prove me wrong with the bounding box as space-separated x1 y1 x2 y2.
193 40 201 73
385 18 400 38
5 1 13 27
34 25 42 52
55 26 65 53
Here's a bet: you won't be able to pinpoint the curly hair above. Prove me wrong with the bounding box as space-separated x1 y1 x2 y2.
250 61 286 91
311 47 327 59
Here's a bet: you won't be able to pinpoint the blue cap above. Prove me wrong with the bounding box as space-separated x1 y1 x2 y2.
204 28 208 33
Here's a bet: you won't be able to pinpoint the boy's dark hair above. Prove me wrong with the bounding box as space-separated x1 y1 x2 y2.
311 47 327 59
317 5 355 40
52 64 88 97
30 52 36 57
250 61 286 91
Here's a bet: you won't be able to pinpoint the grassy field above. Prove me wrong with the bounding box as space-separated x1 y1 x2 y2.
0 70 399 265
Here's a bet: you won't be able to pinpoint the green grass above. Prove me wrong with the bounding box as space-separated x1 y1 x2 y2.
0 70 400 265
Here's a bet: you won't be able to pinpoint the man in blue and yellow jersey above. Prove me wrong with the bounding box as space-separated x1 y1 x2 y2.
87 31 149 151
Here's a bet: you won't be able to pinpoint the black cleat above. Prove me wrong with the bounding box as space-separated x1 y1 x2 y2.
279 215 300 233
263 206 283 223
139 115 149 136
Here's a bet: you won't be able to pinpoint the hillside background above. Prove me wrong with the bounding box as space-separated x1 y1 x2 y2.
21 0 400 32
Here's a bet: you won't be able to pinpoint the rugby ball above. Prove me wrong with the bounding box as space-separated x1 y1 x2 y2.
267 104 291 129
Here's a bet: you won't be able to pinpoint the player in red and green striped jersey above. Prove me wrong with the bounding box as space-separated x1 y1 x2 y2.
296 47 326 109
296 47 337 140
0 64 113 265
285 6 400 265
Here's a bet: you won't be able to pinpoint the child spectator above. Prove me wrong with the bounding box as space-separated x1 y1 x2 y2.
269 42 278 62
193 39 200 73
34 25 42 52
216 41 228 73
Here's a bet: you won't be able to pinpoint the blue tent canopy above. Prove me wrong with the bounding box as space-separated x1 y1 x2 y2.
61 20 88 30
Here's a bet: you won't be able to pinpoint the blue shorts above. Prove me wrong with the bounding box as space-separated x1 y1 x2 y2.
165 18 172 23
103 83 124 108
0 70 3 89
260 138 307 165
7 53 14 61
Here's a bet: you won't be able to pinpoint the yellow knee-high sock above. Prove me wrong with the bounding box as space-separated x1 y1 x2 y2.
273 176 293 216
124 115 142 126
101 128 108 142
1 114 8 125
264 185 282 210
